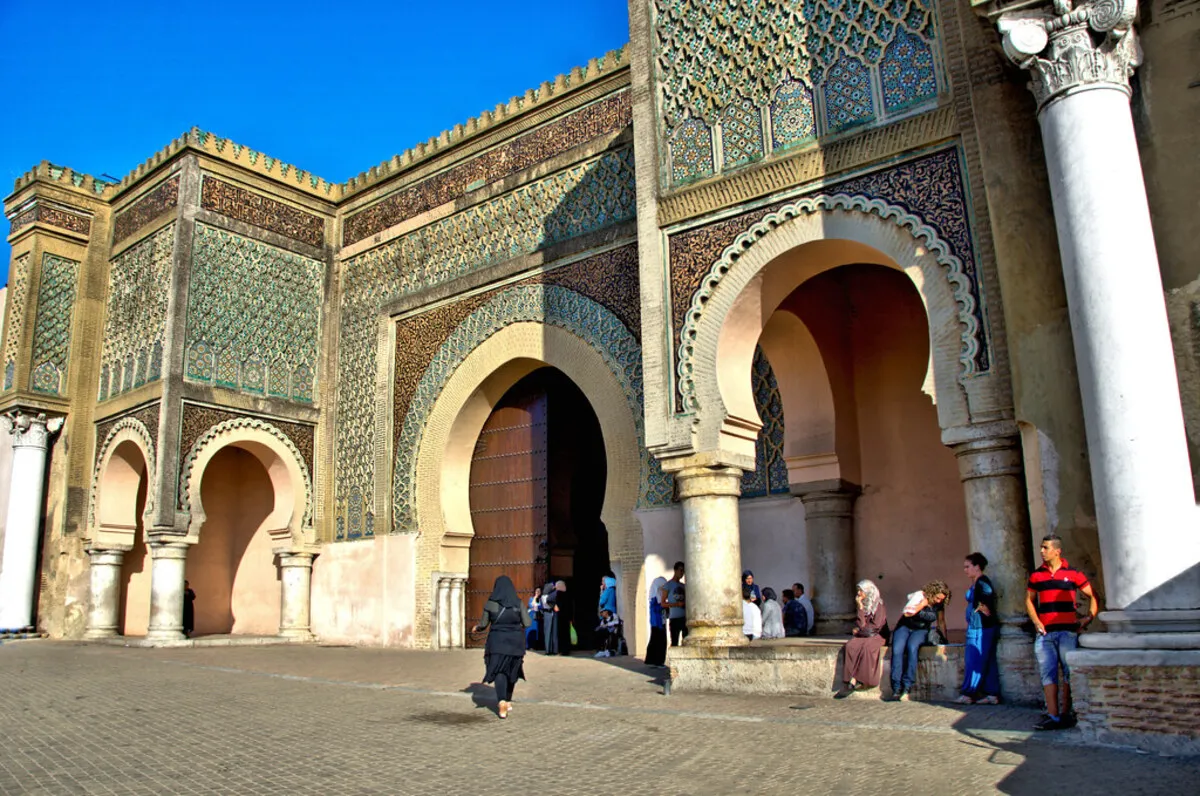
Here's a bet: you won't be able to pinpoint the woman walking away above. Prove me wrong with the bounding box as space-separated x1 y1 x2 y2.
888 581 949 701
835 580 888 698
960 552 1001 704
473 575 531 719
645 576 669 666
760 587 785 639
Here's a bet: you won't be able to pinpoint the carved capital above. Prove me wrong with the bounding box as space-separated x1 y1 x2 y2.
997 0 1141 112
5 410 64 450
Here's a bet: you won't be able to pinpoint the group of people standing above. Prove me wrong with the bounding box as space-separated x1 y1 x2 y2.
523 580 575 656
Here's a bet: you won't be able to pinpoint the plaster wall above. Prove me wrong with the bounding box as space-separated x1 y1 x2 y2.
187 446 279 636
737 496 807 601
310 533 417 646
118 529 150 636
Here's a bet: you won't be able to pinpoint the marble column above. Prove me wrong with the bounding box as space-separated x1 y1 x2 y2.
449 577 466 649
437 576 452 649
145 540 188 643
278 552 315 640
675 466 745 646
999 1 1200 632
0 412 63 631
794 480 860 635
944 422 1033 638
84 549 126 639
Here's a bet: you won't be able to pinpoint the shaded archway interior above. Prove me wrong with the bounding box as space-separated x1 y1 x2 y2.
742 263 971 632
187 445 281 636
466 366 608 648
100 440 150 636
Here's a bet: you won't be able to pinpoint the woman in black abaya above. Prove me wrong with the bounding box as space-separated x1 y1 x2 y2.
473 575 531 718
552 579 573 656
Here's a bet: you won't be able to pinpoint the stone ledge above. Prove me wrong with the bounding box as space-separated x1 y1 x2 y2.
90 635 313 649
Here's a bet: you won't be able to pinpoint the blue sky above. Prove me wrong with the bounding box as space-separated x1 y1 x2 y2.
0 1 630 285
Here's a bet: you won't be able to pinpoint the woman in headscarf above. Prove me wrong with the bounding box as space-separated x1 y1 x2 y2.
760 587 785 639
472 575 531 719
835 579 888 698
742 570 762 607
644 575 669 666
599 571 618 616
552 579 573 656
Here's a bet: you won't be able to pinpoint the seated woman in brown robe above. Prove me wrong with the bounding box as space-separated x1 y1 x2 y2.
835 579 888 699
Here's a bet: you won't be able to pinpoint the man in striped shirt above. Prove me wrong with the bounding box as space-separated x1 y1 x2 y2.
1026 534 1099 731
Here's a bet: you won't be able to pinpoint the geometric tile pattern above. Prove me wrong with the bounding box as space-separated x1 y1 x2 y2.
343 91 633 246
2 254 30 391
740 346 789 498
201 176 325 248
335 148 638 535
113 175 180 245
822 55 875 133
770 79 816 152
719 96 765 170
654 0 941 184
670 118 715 185
99 224 174 401
185 224 324 403
389 284 671 537
881 28 937 115
668 147 986 411
29 254 79 396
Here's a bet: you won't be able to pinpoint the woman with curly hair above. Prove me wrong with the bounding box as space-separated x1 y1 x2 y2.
887 579 950 701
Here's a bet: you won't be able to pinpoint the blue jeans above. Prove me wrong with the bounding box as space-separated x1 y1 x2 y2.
889 624 926 694
1034 631 1078 686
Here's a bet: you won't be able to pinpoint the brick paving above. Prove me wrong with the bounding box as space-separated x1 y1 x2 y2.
1 641 1197 795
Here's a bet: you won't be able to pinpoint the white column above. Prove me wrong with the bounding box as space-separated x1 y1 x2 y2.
1000 2 1200 631
675 466 745 646
449 577 466 648
84 549 125 639
278 552 315 640
437 576 452 649
145 540 188 643
0 412 62 631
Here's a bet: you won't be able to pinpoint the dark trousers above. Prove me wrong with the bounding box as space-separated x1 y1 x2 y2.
669 617 688 646
494 672 515 703
544 612 558 654
890 624 926 694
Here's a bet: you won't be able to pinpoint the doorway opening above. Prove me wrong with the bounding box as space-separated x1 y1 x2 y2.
465 367 608 649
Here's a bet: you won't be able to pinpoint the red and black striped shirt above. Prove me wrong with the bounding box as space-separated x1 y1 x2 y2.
1027 559 1090 633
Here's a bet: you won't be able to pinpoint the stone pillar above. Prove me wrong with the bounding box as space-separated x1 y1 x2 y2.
449 577 465 649
278 552 315 640
83 549 126 639
145 540 188 643
794 480 860 635
436 575 452 649
999 1 1200 629
944 423 1032 638
675 466 745 647
0 412 63 631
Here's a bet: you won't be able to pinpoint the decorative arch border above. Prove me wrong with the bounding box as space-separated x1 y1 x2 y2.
178 416 314 536
392 283 672 534
89 416 158 530
676 194 981 414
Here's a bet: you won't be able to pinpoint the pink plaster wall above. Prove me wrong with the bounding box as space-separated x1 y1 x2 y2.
187 446 280 636
783 265 970 630
311 534 417 646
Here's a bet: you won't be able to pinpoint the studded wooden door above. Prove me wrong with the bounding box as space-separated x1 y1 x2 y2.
465 384 548 647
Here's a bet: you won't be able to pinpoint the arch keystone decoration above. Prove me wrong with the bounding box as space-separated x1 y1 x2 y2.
177 416 314 548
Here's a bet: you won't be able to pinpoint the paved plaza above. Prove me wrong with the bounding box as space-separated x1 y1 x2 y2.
1 641 1197 795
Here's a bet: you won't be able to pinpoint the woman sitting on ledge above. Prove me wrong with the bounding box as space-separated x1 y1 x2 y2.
888 580 950 702
835 580 888 699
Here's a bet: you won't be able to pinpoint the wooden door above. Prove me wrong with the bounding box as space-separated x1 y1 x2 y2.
466 384 548 646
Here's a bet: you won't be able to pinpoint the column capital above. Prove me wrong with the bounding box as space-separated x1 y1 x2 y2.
5 410 64 450
147 539 189 560
85 548 125 567
674 465 742 500
278 551 315 568
995 0 1141 112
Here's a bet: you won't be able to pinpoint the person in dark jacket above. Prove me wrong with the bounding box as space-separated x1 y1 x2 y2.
960 552 1001 704
542 580 559 655
782 589 808 637
888 580 949 701
551 579 573 656
473 575 531 719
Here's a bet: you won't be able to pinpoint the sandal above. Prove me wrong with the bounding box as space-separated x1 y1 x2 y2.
955 695 975 704
976 695 1000 705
